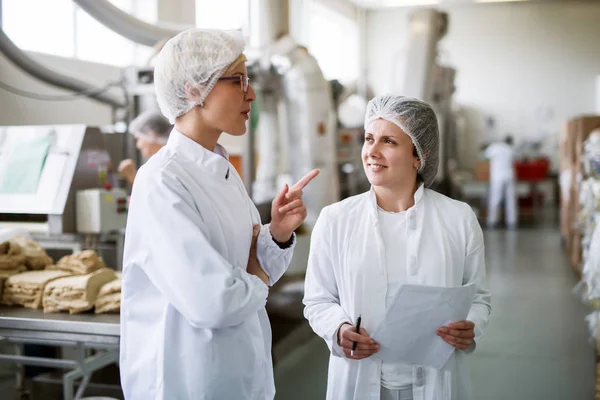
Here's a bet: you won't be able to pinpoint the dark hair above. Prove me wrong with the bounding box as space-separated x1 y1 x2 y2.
505 135 514 145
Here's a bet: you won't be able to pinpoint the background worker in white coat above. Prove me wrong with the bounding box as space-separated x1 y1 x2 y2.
485 135 517 229
303 95 491 400
117 110 172 185
120 28 318 400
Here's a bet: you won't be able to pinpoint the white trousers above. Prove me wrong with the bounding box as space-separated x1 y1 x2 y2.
487 176 517 227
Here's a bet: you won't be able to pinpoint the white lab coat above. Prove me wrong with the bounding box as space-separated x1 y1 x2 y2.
484 142 517 226
120 129 294 400
303 185 491 400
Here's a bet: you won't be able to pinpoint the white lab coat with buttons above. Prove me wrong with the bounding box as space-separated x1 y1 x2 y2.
303 185 491 400
120 129 294 400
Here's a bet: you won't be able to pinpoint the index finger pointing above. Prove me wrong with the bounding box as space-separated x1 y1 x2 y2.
291 169 320 191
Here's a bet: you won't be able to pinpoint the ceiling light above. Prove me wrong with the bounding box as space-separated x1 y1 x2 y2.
380 0 441 7
475 0 527 3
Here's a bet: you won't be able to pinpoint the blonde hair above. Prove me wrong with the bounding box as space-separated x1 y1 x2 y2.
226 53 247 72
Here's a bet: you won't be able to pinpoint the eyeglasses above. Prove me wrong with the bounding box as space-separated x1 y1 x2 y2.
217 75 250 93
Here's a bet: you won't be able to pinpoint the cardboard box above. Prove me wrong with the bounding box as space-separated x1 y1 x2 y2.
573 116 600 168
571 229 582 276
560 202 571 242
560 121 575 171
473 160 490 181
560 116 600 258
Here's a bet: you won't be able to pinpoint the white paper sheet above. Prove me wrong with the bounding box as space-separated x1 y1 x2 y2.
371 283 477 370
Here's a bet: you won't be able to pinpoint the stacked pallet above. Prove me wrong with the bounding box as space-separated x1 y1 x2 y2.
559 116 600 274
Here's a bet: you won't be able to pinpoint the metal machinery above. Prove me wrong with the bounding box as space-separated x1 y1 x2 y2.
400 9 458 194
0 126 125 400
0 308 120 400
0 125 127 252
251 35 339 230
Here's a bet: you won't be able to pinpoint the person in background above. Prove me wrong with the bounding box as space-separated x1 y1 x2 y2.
303 95 491 400
120 28 318 400
485 135 517 229
117 110 172 185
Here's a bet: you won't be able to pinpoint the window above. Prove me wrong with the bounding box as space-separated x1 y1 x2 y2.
308 1 360 84
75 0 137 67
196 0 249 34
2 0 157 67
2 0 75 58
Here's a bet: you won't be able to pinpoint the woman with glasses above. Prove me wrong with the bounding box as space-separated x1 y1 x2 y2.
120 28 318 400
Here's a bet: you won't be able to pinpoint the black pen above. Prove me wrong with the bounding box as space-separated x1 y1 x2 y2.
351 315 362 357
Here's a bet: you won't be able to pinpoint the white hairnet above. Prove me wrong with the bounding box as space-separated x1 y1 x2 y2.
154 29 245 123
364 95 440 187
129 110 172 144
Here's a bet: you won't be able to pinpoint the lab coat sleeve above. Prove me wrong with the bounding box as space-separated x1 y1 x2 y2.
256 223 295 286
303 207 351 358
463 207 492 348
135 169 269 330
484 144 496 160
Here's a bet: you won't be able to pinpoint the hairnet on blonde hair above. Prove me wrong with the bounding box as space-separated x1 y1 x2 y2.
154 29 245 123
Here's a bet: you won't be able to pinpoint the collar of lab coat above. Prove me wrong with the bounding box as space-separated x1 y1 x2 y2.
167 128 231 180
368 183 425 221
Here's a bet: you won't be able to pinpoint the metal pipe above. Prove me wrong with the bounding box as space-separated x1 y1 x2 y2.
0 28 125 108
357 8 368 100
73 0 180 47
74 374 91 400
0 336 79 347
0 354 78 369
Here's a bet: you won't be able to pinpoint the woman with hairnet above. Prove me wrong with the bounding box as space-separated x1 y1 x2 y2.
117 110 173 185
120 29 319 400
303 95 491 400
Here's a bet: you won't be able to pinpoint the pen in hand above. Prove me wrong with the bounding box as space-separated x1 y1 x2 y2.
350 315 362 357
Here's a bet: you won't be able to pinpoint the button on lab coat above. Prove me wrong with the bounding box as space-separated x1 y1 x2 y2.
303 186 491 400
120 129 294 400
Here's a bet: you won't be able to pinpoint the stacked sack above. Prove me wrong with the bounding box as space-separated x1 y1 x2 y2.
0 241 27 280
0 236 54 301
47 249 107 275
95 272 121 314
580 131 600 277
1 245 120 315
42 250 116 314
10 236 54 270
577 130 600 349
43 268 116 314
3 270 71 309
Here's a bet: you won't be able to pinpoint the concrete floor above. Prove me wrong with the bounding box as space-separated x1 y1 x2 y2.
273 219 597 400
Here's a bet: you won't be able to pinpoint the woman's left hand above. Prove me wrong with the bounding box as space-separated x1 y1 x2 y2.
270 169 319 243
436 321 475 351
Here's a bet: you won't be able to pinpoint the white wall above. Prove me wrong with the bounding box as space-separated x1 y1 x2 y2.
366 2 600 171
0 51 122 126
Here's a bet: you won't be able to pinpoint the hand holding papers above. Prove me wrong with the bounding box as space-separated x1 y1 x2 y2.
437 320 476 351
370 283 477 369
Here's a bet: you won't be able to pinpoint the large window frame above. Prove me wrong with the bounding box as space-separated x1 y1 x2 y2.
1 0 157 67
